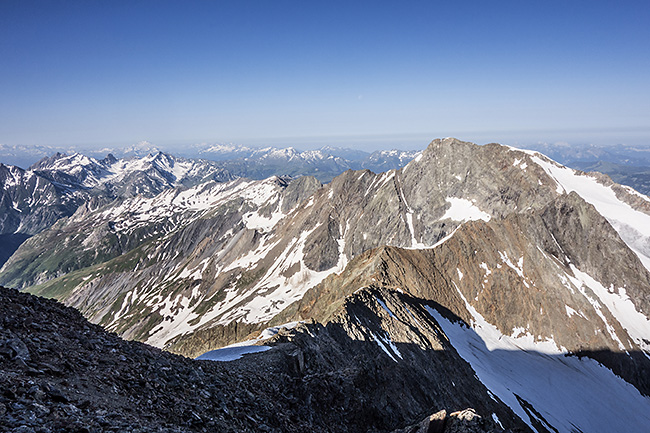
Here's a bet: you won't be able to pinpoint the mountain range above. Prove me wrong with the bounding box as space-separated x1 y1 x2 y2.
1 138 650 432
0 146 422 268
0 151 235 266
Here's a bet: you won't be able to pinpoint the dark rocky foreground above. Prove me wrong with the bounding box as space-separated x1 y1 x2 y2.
0 287 516 432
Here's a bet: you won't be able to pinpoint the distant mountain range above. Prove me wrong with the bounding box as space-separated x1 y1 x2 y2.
5 140 650 193
0 142 421 174
0 152 235 266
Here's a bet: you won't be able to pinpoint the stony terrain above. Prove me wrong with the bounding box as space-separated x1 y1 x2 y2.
0 286 518 432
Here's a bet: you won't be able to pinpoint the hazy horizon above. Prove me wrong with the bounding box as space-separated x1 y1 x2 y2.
4 127 650 154
3 132 650 172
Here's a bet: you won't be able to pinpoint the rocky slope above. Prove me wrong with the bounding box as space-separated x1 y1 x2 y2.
1 175 322 343
0 286 519 432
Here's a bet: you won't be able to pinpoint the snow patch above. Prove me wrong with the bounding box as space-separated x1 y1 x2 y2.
369 331 402 362
569 265 650 353
196 345 270 362
206 224 349 326
397 182 426 248
498 252 526 279
376 296 396 318
242 209 284 232
565 266 627 351
441 198 490 222
491 414 504 429
565 305 578 318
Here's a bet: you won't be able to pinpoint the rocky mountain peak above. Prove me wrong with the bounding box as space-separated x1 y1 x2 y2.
28 152 67 170
102 153 118 164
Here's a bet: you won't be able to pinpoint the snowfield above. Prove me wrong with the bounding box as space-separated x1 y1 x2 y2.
427 295 650 433
194 321 302 361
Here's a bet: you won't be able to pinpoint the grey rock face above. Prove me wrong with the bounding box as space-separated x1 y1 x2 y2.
303 216 341 271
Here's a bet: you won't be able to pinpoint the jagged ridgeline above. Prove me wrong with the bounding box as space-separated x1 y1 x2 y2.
2 138 650 432
0 151 236 266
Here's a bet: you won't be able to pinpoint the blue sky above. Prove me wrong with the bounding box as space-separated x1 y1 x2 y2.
1 0 649 151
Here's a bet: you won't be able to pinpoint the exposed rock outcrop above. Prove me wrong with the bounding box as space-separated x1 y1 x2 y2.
393 409 506 433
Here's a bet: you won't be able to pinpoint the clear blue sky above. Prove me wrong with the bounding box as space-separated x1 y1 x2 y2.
1 0 649 151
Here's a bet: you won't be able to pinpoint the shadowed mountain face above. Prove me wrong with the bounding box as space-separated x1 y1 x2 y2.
3 281 649 432
2 138 650 432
